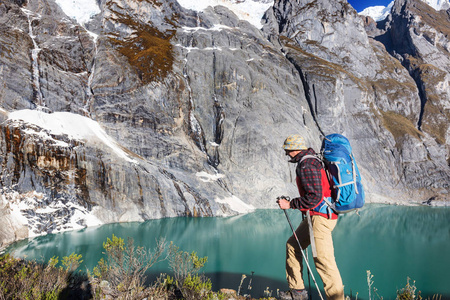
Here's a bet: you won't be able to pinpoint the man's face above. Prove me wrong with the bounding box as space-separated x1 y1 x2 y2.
285 149 301 158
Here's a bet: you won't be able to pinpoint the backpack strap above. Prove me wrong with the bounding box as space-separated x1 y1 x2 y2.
323 197 337 217
350 154 359 194
299 154 324 168
300 154 320 163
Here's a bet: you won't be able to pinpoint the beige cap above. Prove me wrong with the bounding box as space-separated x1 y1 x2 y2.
282 134 308 150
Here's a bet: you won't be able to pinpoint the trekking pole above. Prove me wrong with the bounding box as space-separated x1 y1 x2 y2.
282 208 325 300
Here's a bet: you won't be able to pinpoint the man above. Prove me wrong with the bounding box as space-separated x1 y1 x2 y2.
277 134 344 300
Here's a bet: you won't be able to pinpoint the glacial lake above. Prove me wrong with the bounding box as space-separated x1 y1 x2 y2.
5 204 450 299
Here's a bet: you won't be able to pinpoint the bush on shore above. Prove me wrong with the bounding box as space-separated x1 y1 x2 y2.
0 252 90 299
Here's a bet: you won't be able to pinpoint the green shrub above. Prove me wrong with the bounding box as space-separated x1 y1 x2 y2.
167 242 211 299
168 242 207 282
62 252 83 272
182 274 214 300
0 252 89 299
90 234 167 299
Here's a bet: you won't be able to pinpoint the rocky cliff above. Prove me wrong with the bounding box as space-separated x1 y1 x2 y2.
0 0 449 247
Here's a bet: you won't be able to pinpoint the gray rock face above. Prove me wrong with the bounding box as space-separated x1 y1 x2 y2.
0 0 449 247
369 0 450 193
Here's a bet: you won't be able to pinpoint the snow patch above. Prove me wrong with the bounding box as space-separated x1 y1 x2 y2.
176 44 226 52
215 195 255 214
8 110 137 163
2 189 103 238
177 0 273 29
55 0 100 25
182 24 235 32
196 171 225 182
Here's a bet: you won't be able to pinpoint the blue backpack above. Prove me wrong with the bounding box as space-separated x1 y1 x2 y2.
320 133 365 213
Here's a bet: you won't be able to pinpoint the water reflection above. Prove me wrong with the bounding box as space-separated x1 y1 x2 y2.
334 205 450 299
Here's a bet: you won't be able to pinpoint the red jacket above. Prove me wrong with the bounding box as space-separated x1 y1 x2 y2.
289 148 338 219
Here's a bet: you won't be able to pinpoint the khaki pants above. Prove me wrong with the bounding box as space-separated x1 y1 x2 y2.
286 215 344 300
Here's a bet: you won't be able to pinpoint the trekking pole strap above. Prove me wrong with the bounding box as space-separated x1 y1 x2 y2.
306 211 318 258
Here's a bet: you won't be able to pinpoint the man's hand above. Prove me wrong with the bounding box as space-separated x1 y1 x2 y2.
277 197 291 210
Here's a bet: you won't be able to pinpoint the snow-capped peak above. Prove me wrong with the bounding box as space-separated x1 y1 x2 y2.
358 1 394 22
423 0 450 10
359 0 450 22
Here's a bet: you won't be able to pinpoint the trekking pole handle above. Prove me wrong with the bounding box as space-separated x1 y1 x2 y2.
276 196 291 205
276 196 291 210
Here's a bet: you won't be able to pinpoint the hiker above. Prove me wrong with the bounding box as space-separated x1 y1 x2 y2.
277 134 344 300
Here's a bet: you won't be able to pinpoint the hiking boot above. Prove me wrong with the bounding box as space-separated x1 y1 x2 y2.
279 290 292 300
291 289 308 300
279 289 308 300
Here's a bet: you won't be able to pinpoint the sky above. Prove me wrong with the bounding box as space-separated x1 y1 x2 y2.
347 0 392 12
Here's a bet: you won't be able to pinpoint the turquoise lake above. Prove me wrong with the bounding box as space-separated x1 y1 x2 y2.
5 204 450 299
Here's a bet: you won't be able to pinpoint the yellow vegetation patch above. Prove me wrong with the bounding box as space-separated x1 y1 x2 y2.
380 110 423 141
107 1 176 84
415 64 447 144
421 98 448 145
418 64 447 87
